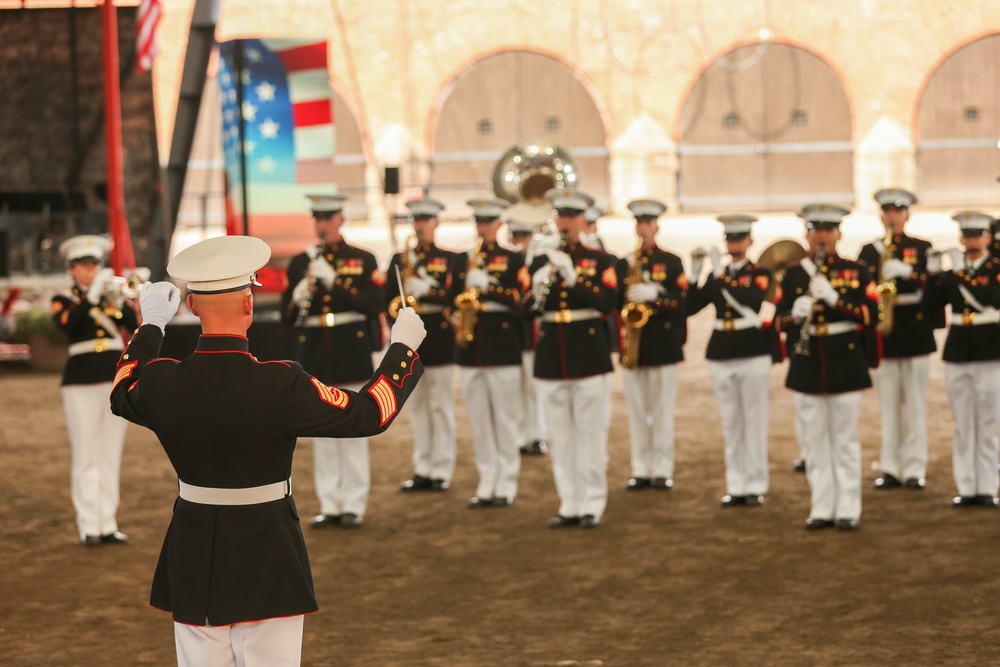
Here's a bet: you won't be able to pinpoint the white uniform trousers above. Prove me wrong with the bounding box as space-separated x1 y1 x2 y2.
61 382 128 539
174 615 303 667
793 392 808 462
536 374 610 519
313 381 369 517
460 366 522 500
798 392 863 521
406 364 456 482
518 351 548 444
874 355 931 480
622 365 678 480
945 360 1000 497
708 355 771 496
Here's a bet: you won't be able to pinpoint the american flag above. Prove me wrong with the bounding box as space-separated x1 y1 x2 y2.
136 0 161 73
219 39 336 264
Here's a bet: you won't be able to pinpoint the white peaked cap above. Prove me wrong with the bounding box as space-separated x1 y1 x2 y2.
716 214 758 235
168 236 272 294
952 210 993 231
626 199 666 219
798 203 850 225
467 198 510 220
60 235 110 263
545 188 594 213
873 188 917 208
406 198 446 218
306 194 348 214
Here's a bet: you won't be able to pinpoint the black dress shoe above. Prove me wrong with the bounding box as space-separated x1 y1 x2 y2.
905 477 925 489
548 515 580 528
874 473 903 489
310 513 341 528
519 440 548 456
836 518 859 531
744 495 764 507
400 475 433 492
626 477 651 491
952 496 979 507
430 478 450 491
720 495 747 507
339 513 362 527
491 496 513 507
80 535 102 547
468 496 493 508
100 531 128 545
805 518 835 530
793 458 806 473
978 495 999 508
579 515 600 529
652 477 673 490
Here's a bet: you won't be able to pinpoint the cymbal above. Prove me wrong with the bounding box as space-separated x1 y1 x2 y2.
756 240 807 302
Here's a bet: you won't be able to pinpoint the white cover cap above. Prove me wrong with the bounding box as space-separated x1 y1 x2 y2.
952 210 993 232
874 188 917 208
505 202 552 233
716 213 757 235
798 203 850 225
467 198 510 220
167 236 272 294
545 188 594 213
406 198 446 219
306 194 348 214
626 199 666 219
59 235 110 264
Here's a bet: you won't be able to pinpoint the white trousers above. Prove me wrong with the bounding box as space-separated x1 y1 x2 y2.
406 364 456 481
174 616 304 667
793 392 807 462
874 355 930 480
314 381 369 517
61 382 128 538
622 365 678 479
945 361 1000 497
798 392 863 521
518 351 548 443
536 375 610 519
460 366 523 499
709 355 771 496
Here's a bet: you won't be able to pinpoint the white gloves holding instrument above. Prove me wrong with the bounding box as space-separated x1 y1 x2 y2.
791 295 815 322
546 250 577 284
139 281 181 333
87 267 115 305
308 256 336 290
809 275 839 306
881 258 912 281
945 248 966 272
390 306 427 350
464 268 491 291
404 275 434 299
627 282 659 303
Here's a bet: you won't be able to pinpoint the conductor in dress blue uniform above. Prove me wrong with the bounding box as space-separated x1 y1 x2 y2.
53 235 138 546
451 198 528 507
774 204 877 531
529 188 618 529
858 188 938 490
925 211 1000 508
617 199 687 492
687 215 774 507
386 197 459 492
110 235 425 666
281 194 385 528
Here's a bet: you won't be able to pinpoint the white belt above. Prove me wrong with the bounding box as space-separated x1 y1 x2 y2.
806 321 858 336
178 478 291 506
541 308 602 324
713 318 761 331
69 338 124 356
481 302 513 313
418 304 445 314
952 312 999 327
894 291 923 306
302 312 367 328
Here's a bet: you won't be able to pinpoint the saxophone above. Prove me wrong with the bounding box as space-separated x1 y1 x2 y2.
453 239 485 348
875 227 898 336
388 235 423 319
620 240 653 369
294 243 323 328
794 244 826 357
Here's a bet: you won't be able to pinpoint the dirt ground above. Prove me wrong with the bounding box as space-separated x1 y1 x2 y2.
3 309 1000 666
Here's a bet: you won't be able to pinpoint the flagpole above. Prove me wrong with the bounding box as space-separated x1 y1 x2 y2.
233 39 250 237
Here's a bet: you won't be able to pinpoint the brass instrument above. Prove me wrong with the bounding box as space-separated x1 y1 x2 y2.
756 240 808 303
104 273 145 301
876 228 898 336
294 244 323 328
794 244 826 357
492 141 579 205
620 240 653 370
453 239 485 348
388 236 423 319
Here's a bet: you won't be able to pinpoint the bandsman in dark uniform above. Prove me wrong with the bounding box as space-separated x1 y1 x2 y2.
111 235 425 665
530 188 618 529
925 211 1000 508
52 235 138 546
774 204 877 531
990 216 1000 258
617 199 687 492
386 197 458 492
687 214 774 507
583 205 607 251
281 194 384 528
858 188 938 490
450 198 529 507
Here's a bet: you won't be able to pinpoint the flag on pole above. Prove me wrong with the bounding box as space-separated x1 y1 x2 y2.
218 39 337 265
136 0 161 73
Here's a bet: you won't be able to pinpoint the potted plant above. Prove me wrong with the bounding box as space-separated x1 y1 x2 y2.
12 308 69 372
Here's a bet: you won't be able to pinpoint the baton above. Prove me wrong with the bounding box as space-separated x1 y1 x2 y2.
395 266 407 311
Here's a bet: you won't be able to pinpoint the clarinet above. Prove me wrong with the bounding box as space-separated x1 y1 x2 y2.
793 244 826 358
531 231 568 314
294 244 323 328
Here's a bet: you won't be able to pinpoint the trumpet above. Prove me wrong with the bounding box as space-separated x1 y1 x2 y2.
794 244 826 357
294 244 323 328
388 236 423 319
103 271 147 301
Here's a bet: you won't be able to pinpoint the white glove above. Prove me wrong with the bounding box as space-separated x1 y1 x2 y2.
708 247 722 276
464 268 490 291
791 295 815 322
291 278 312 304
945 248 965 272
404 275 433 299
526 234 560 265
308 256 336 290
926 250 942 275
87 267 115 305
138 281 181 333
809 275 839 306
546 250 577 283
690 248 706 279
627 282 659 303
390 306 426 350
974 307 1000 325
531 265 555 294
881 258 912 281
